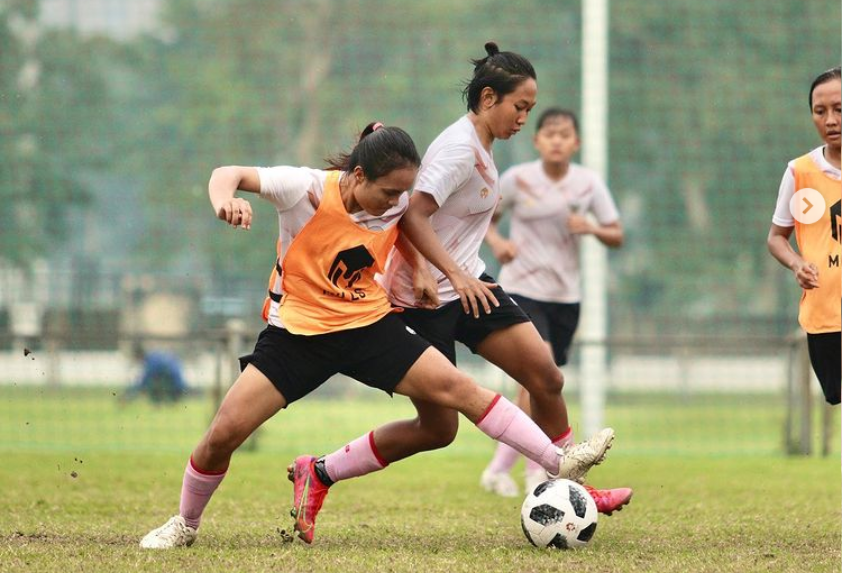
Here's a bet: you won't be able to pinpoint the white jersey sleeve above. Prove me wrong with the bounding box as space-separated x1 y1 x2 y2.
414 143 476 207
772 164 796 227
588 174 620 225
257 166 314 211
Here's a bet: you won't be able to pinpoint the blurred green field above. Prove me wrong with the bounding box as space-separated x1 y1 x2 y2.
0 385 837 456
1 385 840 572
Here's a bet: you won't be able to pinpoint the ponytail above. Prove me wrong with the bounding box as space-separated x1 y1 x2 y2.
326 122 421 180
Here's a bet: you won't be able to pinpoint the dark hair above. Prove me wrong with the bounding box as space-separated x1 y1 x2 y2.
462 42 536 113
326 122 421 180
809 66 841 110
535 108 579 134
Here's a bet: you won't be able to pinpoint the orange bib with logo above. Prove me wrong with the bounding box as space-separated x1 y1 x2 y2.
277 171 399 335
792 153 841 333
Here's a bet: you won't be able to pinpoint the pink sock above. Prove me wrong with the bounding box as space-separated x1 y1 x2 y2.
487 442 520 474
179 457 227 530
526 427 573 472
475 395 558 474
323 431 388 483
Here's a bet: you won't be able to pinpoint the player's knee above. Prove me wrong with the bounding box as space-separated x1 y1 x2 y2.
441 371 482 406
525 364 564 397
422 368 472 407
418 416 458 449
205 415 247 456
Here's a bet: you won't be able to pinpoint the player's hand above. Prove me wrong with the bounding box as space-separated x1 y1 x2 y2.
567 213 592 235
217 198 253 229
792 260 820 289
412 266 440 309
449 269 499 318
491 239 517 264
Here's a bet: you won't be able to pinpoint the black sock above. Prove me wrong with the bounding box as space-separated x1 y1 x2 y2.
313 457 334 487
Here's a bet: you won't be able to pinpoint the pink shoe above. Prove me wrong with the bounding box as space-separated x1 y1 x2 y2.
583 484 633 516
287 456 331 544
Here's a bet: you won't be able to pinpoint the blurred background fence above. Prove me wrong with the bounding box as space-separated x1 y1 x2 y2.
1 0 838 457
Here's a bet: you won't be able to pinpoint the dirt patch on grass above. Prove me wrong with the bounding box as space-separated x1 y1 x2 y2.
6 531 138 546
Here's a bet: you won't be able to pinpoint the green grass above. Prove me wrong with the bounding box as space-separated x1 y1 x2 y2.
0 386 840 572
1 451 839 572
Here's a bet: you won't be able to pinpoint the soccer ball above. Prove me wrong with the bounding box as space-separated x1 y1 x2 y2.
520 479 598 549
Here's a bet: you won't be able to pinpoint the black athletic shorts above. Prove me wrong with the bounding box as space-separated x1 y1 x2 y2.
399 273 530 365
510 295 580 366
239 314 431 405
806 332 841 405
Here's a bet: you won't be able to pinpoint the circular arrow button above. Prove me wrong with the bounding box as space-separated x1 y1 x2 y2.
789 188 826 225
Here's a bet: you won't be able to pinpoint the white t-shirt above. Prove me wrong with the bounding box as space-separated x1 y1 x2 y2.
497 160 619 303
772 145 841 227
383 116 499 307
257 166 407 328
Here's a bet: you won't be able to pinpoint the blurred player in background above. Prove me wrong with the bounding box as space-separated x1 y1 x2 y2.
479 107 627 497
121 344 189 404
382 43 627 514
140 122 612 549
767 66 841 406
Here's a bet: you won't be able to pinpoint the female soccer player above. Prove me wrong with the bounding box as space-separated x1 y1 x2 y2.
140 122 612 548
385 42 630 514
768 66 841 406
479 108 627 497
323 42 620 515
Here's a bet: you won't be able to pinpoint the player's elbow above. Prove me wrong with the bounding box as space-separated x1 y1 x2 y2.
766 229 783 255
210 166 237 185
606 224 624 248
765 234 776 255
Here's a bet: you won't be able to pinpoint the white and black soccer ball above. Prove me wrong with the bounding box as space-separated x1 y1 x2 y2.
521 479 598 549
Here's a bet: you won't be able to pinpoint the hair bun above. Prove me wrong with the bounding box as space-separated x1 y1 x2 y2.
360 121 384 140
484 41 500 57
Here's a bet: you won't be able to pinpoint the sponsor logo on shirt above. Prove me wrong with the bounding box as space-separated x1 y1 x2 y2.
325 245 375 301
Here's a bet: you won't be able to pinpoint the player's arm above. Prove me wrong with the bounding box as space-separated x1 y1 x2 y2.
400 191 499 317
208 166 260 229
485 170 518 263
485 210 517 264
571 177 624 247
395 233 440 309
567 217 624 247
767 223 819 289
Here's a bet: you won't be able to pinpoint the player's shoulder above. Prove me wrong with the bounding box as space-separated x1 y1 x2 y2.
787 146 833 176
259 165 327 184
430 119 474 150
294 166 330 184
422 129 475 167
500 159 540 182
568 162 602 182
506 160 540 175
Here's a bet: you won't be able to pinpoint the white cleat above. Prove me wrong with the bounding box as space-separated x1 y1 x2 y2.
140 515 197 549
554 427 614 483
479 468 520 498
524 468 549 495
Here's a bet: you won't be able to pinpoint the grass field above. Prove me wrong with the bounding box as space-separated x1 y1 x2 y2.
1 386 840 572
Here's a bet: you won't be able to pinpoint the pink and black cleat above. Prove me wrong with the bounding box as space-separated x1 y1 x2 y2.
287 455 331 544
583 484 633 516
